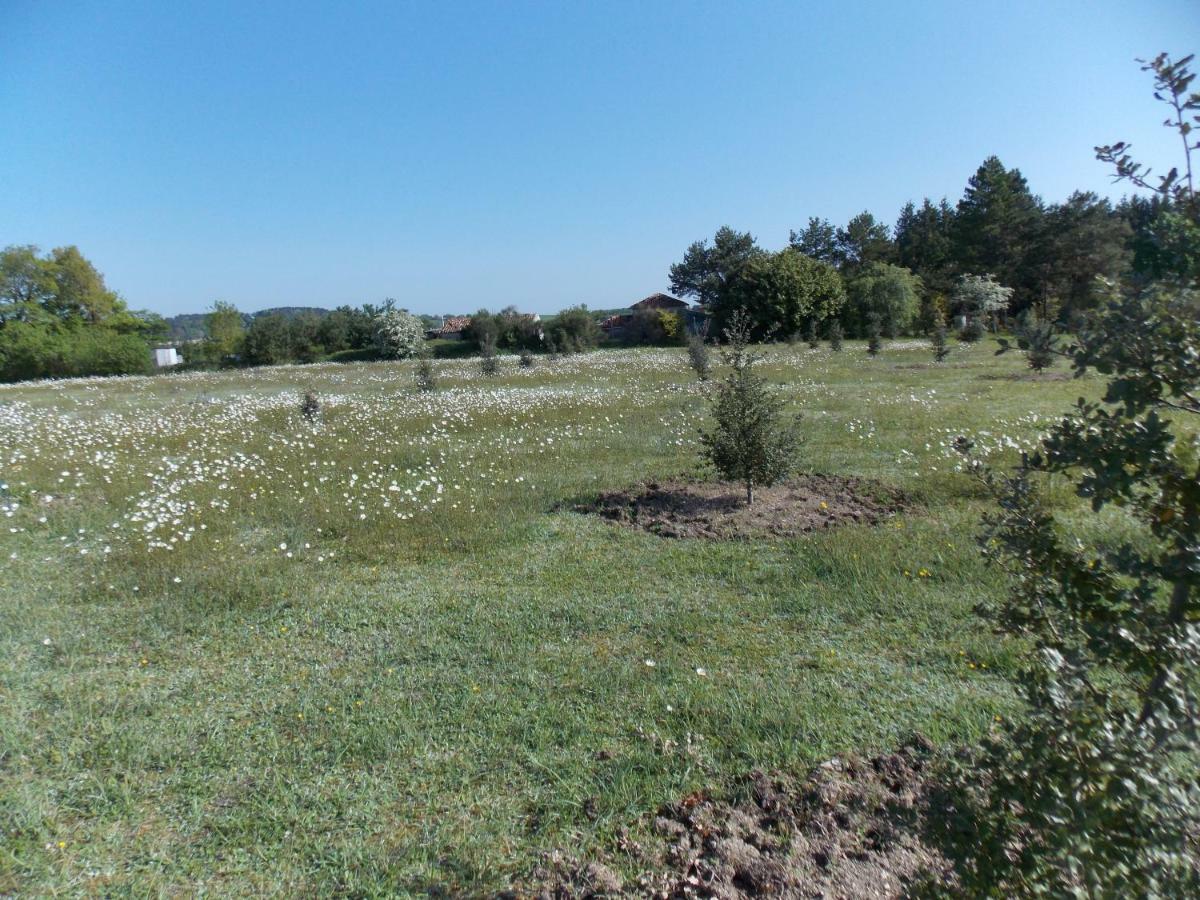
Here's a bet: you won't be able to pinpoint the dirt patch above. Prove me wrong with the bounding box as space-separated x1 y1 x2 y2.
575 475 907 540
977 371 1070 381
522 736 955 898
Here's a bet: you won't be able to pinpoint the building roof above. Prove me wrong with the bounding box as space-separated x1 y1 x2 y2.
631 292 688 311
434 316 473 334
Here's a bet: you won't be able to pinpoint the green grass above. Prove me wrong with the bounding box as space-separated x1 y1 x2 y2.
0 339 1102 895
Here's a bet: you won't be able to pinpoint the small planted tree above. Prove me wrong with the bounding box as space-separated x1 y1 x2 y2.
699 310 799 505
957 318 985 343
828 320 844 351
480 334 500 376
414 354 436 392
687 321 712 381
931 321 950 363
518 348 535 368
806 318 820 349
300 390 320 420
866 312 883 357
1010 311 1057 372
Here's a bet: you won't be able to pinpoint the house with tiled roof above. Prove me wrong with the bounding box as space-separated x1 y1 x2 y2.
426 316 473 340
630 292 689 311
600 293 701 340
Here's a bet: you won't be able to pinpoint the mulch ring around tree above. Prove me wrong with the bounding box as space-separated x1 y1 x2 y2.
575 474 909 540
520 735 957 898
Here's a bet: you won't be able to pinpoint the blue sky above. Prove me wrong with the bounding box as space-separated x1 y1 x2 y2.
1 1 1197 317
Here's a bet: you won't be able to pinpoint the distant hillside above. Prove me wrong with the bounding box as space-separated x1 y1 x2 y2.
167 306 332 341
253 306 332 319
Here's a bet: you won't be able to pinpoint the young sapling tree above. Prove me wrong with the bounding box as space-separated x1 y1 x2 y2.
699 310 799 505
828 320 844 352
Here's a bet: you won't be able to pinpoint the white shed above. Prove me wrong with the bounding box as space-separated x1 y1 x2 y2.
153 347 181 367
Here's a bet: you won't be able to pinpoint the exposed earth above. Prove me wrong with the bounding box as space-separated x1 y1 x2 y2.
523 736 956 898
577 475 909 540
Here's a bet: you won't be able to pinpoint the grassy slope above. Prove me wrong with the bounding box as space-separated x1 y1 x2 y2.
0 340 1099 895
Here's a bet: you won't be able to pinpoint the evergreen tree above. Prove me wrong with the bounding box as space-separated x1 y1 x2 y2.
669 226 764 306
686 323 712 380
930 321 950 362
866 312 882 356
480 334 500 375
699 311 799 505
1012 311 1057 372
414 353 437 391
828 320 844 351
788 217 839 265
954 156 1044 311
805 317 820 349
835 211 895 271
895 198 957 296
1032 192 1131 318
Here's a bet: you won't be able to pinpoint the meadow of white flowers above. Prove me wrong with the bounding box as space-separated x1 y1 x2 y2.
1 346 1058 577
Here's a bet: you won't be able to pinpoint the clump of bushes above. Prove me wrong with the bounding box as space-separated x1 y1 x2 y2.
518 348 535 368
544 305 600 354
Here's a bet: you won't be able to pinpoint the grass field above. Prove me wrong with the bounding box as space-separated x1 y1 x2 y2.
0 339 1106 895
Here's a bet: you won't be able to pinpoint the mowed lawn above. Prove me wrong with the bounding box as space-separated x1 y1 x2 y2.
0 340 1103 895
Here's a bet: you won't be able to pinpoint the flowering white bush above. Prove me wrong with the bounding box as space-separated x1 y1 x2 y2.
374 309 425 359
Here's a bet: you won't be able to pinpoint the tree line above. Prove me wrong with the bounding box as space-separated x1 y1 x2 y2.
0 245 171 382
670 153 1197 342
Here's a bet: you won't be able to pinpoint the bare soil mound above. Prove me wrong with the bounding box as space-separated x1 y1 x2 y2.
977 371 1070 381
576 475 907 539
524 736 954 898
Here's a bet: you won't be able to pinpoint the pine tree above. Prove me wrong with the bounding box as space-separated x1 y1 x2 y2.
686 324 712 380
895 198 957 297
414 355 437 391
954 156 1044 309
480 335 500 376
828 320 844 351
699 311 799 505
805 317 820 349
866 312 883 357
1012 311 1057 372
930 322 950 362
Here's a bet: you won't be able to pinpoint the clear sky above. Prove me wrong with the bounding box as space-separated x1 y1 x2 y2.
1 1 1197 317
